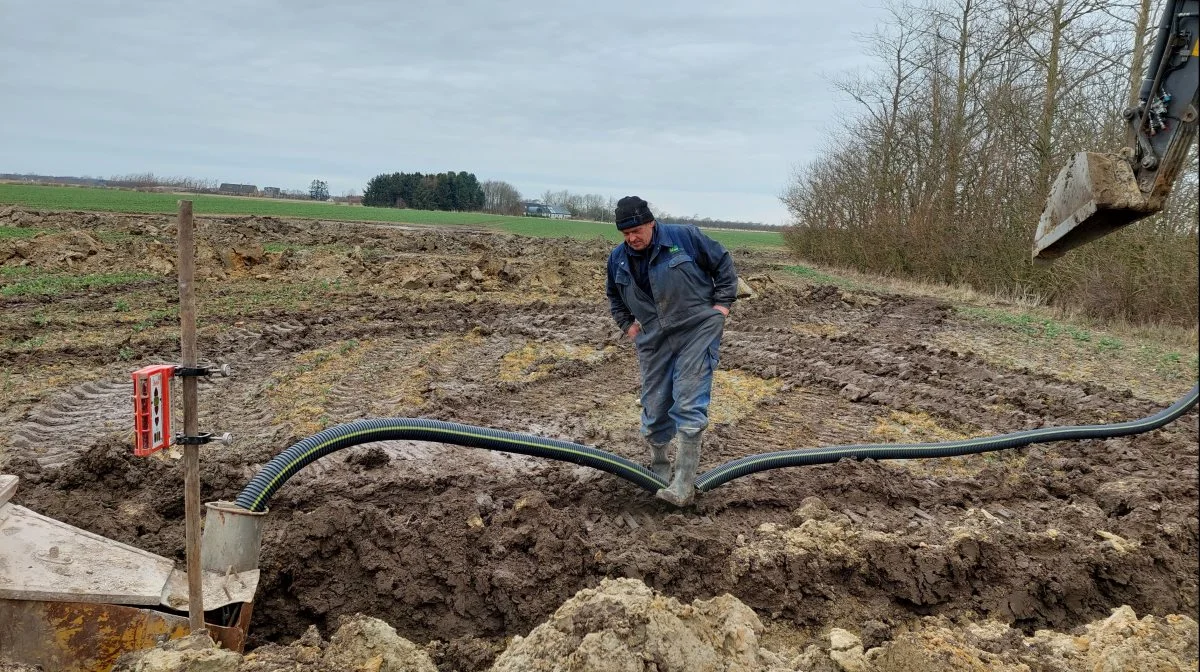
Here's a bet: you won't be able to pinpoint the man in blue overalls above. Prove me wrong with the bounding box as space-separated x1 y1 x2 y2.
605 196 738 506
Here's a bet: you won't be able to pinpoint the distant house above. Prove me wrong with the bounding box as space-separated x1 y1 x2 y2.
523 201 573 219
262 187 280 198
219 183 258 196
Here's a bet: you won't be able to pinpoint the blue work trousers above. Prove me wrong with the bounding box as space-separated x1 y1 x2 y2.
635 310 725 444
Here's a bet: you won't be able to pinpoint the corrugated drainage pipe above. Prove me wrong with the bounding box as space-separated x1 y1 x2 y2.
233 418 668 512
232 384 1197 510
694 383 1198 492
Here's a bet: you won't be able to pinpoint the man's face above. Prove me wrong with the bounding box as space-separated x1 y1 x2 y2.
622 221 655 251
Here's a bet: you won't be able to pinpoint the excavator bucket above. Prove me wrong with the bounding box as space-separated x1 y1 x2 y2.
1032 152 1156 261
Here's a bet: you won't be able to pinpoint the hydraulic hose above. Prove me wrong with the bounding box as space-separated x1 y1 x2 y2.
233 418 669 512
694 383 1199 493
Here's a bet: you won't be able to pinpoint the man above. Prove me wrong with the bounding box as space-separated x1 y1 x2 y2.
605 196 737 506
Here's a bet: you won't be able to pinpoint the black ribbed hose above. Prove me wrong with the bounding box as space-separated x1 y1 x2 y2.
234 418 668 512
694 383 1198 492
233 385 1197 510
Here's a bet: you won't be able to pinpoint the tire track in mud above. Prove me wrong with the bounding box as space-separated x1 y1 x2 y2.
7 370 249 470
707 383 875 459
269 305 642 485
7 318 319 471
446 349 640 447
291 332 549 480
0 301 534 477
723 294 1134 441
10 378 132 468
249 308 620 481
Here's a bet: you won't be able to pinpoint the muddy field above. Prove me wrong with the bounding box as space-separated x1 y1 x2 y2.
1 207 1197 671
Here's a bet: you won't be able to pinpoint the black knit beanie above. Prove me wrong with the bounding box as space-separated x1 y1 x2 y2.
614 196 654 230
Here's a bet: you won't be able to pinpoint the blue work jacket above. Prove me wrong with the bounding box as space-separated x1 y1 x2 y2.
606 223 738 336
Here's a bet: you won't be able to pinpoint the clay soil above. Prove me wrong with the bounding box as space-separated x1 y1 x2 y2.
1 207 1197 671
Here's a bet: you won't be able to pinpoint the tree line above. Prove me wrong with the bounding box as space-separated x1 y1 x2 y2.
781 0 1197 325
478 184 775 229
481 187 628 221
362 171 485 211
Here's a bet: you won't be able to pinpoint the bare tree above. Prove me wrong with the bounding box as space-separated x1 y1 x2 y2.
482 180 524 215
540 190 617 222
781 0 1196 324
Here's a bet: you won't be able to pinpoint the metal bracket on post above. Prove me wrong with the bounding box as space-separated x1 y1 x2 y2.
174 364 231 379
173 432 233 446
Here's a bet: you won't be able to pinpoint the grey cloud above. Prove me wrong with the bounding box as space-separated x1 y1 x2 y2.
1 0 886 223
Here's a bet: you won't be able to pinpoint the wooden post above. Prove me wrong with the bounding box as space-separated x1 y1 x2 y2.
177 200 205 632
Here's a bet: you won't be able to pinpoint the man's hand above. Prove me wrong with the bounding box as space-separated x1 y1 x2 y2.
713 305 729 317
625 322 642 339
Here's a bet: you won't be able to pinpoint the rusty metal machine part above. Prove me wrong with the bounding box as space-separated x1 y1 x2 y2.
0 475 258 671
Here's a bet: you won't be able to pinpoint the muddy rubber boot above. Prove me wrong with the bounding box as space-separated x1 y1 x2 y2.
656 430 702 506
646 439 672 481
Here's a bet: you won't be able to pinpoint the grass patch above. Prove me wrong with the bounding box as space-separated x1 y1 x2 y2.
492 218 786 250
951 305 1198 385
0 226 44 239
494 218 620 242
132 308 176 332
200 279 350 316
871 410 976 443
1131 343 1195 374
8 335 47 350
263 242 308 253
953 306 1147 358
781 264 852 287
1096 336 1123 353
957 308 1095 340
1 271 158 297
1 266 36 279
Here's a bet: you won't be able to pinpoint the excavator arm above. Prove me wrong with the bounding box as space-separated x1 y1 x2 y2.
1033 0 1199 260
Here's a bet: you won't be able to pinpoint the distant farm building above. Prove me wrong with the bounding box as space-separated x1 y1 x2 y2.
219 183 258 196
523 201 572 219
262 187 281 198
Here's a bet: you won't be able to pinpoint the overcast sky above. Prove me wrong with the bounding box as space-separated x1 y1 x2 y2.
0 1 888 224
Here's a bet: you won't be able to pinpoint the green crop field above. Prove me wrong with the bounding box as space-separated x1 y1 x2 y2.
0 183 786 249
